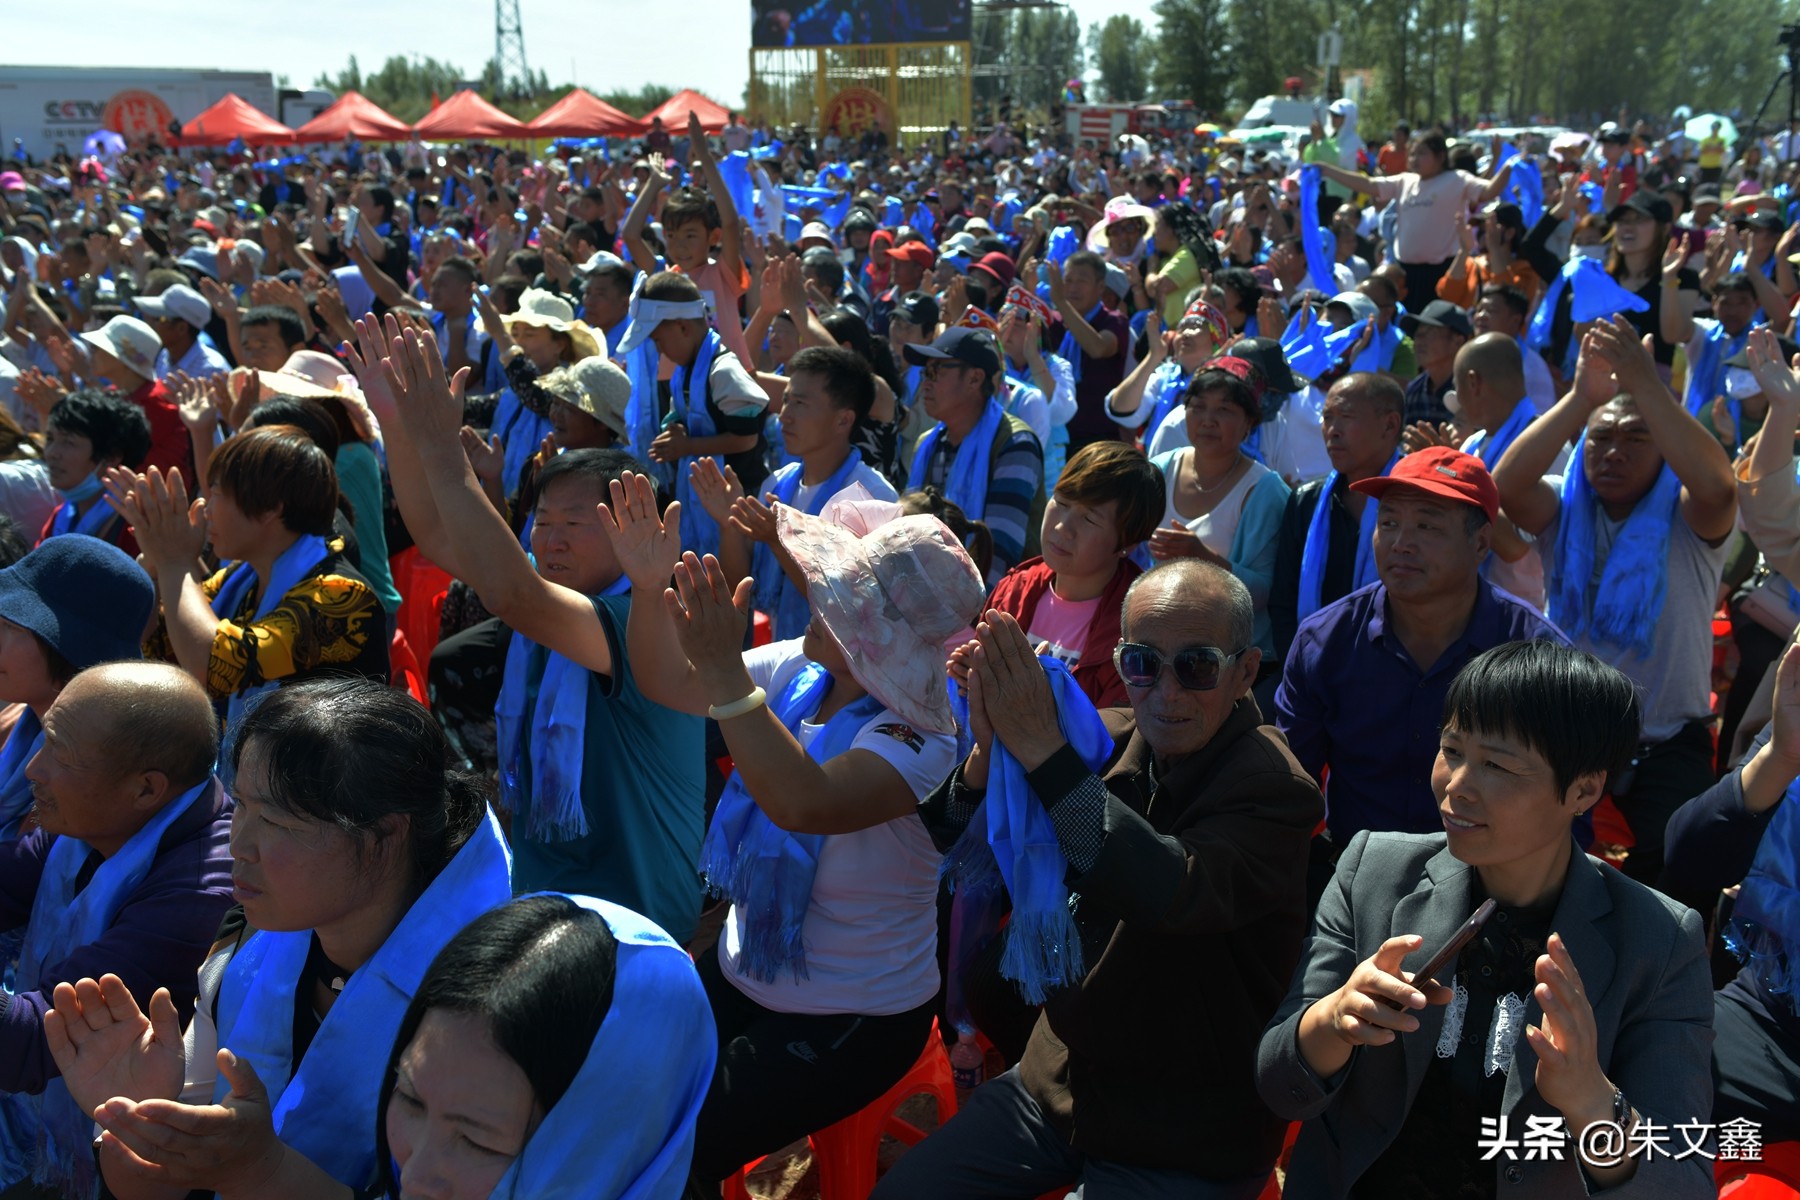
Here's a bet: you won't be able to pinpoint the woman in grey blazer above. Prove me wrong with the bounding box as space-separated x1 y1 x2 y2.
1258 640 1716 1198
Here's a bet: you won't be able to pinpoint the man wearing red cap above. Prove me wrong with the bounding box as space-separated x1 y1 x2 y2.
871 240 935 338
1275 446 1563 908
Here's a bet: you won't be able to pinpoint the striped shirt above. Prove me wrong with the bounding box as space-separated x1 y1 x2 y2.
916 424 1044 585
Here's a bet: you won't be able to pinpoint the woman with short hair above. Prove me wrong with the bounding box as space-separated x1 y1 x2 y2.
1258 639 1714 1199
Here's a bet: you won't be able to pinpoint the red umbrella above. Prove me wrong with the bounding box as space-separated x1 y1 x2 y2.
413 90 530 141
293 91 412 143
527 88 647 138
180 94 294 147
644 89 730 135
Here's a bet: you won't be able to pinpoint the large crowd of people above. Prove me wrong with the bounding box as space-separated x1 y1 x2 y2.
0 94 1795 1199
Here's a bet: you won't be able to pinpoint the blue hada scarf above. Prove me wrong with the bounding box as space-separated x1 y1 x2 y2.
698 663 882 983
907 397 1007 522
671 328 725 557
1729 770 1800 1011
1684 320 1752 415
941 657 1113 1005
210 534 332 741
1298 450 1400 622
752 452 862 641
214 809 512 1189
485 894 715 1200
0 777 210 1199
1549 439 1682 657
495 575 632 842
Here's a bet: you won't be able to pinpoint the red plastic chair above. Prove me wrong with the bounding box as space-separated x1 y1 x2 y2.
390 629 427 707
389 547 454 665
1719 1141 1800 1197
724 1019 957 1200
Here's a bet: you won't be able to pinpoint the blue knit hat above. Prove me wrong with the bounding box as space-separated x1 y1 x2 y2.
0 538 154 670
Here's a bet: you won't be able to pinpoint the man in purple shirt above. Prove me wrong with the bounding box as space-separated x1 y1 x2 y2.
0 662 231 1195
1047 250 1130 451
1274 447 1563 909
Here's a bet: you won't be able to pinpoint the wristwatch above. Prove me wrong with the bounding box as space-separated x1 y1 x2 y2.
1611 1086 1637 1136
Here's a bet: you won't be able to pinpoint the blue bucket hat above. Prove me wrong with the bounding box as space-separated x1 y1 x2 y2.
0 537 155 671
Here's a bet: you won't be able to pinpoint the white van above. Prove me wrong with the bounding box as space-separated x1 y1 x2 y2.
1238 95 1323 130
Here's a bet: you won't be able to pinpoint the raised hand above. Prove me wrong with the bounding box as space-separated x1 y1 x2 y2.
667 552 753 689
386 323 468 450
727 493 778 545
969 609 1065 770
1746 325 1800 411
44 975 185 1119
597 471 682 589
1527 933 1614 1128
459 426 504 491
114 466 207 571
687 456 743 525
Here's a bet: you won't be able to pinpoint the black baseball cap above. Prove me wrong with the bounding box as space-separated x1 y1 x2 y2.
892 291 940 329
1747 211 1786 234
1399 298 1475 340
1223 336 1300 394
903 326 1002 379
1607 190 1674 226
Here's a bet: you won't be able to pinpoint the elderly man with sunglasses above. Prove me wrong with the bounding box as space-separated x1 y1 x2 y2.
1275 447 1564 912
873 560 1322 1199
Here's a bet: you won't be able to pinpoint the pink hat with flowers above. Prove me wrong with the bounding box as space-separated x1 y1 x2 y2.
775 508 985 734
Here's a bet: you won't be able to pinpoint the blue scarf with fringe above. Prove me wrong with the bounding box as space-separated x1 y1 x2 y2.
753 453 862 641
1729 775 1800 1010
1058 302 1105 383
211 534 332 742
215 810 512 1190
491 387 553 499
1549 440 1682 657
672 329 725 557
1684 321 1750 415
940 657 1112 1005
0 777 210 1199
496 576 631 843
908 397 1006 522
700 663 882 982
609 314 671 490
1298 451 1398 622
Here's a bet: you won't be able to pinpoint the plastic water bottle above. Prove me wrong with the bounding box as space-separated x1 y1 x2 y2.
950 1024 985 1101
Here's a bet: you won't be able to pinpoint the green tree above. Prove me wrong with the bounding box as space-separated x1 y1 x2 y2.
1150 0 1231 115
971 6 1082 112
1089 15 1154 102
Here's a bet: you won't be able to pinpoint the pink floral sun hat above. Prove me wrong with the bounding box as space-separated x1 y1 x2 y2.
775 507 985 735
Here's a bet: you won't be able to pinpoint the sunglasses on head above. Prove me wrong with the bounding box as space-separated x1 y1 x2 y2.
1113 642 1248 691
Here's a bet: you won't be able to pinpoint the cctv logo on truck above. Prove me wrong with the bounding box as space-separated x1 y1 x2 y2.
35 90 172 143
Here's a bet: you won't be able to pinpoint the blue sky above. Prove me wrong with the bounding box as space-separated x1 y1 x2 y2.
6 0 1144 107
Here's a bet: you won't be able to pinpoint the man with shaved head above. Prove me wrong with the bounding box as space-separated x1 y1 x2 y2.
873 561 1322 1198
0 661 231 1198
1451 331 1565 610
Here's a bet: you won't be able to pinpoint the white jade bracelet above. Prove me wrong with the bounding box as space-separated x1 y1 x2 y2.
707 686 768 721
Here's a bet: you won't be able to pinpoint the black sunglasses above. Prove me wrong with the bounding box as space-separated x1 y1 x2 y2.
1114 642 1248 691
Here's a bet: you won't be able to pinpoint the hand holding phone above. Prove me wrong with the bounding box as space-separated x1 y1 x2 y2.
1379 898 1497 1010
341 206 361 253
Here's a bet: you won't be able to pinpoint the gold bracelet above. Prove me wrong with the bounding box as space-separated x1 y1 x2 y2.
707 687 767 721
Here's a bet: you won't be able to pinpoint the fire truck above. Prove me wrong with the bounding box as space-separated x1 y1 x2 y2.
1065 102 1197 145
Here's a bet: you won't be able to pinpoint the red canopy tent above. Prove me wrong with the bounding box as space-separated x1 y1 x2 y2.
292 91 412 143
179 94 294 146
412 89 530 141
644 89 730 135
527 88 647 138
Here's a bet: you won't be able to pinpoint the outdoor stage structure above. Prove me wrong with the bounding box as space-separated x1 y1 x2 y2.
746 0 973 142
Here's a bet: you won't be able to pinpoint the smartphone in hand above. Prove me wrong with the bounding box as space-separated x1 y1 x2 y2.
1380 898 1498 1010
